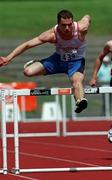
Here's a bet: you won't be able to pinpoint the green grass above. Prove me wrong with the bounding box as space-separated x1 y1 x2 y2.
0 0 112 38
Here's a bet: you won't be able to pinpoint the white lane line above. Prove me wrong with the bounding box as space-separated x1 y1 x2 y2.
8 172 38 180
7 148 100 167
16 151 101 167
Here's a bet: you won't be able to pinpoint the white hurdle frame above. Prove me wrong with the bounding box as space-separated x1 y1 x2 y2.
62 86 112 136
7 86 112 174
7 95 61 138
0 90 9 174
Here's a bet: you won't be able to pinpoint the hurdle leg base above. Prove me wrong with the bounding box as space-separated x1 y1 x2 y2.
11 168 20 174
0 168 8 174
3 169 8 174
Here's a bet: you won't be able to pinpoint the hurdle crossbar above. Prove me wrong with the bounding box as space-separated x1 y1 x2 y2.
8 86 112 96
12 166 112 173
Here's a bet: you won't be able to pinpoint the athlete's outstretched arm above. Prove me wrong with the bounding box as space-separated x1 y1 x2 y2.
0 28 55 66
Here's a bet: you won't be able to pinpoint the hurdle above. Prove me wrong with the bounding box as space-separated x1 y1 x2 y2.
0 90 9 174
9 86 112 174
7 90 62 138
62 86 112 136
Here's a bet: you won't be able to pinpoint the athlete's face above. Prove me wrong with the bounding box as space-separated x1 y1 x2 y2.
58 18 73 36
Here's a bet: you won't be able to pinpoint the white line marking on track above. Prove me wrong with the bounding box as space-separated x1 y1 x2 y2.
8 172 38 180
15 151 101 167
7 148 100 167
4 138 112 173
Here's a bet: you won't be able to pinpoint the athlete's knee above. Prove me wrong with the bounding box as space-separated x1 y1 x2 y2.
72 78 83 89
24 67 33 77
72 81 81 88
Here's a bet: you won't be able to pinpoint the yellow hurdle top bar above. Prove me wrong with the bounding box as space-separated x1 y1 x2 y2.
0 86 112 96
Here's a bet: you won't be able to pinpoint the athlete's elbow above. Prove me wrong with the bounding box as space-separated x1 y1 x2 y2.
85 15 91 23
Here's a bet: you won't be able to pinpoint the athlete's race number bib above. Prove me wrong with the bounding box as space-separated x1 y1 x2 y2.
61 50 77 61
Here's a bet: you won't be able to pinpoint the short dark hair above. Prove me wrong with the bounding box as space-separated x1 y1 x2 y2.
57 10 73 23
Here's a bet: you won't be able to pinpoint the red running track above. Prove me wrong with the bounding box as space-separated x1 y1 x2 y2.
0 120 112 180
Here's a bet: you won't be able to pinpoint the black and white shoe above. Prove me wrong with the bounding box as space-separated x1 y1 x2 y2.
75 98 88 113
24 59 40 69
107 128 112 143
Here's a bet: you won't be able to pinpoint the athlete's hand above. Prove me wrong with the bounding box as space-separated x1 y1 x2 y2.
89 78 97 87
0 56 9 66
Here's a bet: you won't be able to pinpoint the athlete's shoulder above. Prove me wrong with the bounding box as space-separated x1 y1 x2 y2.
106 40 112 47
38 27 56 43
104 40 112 53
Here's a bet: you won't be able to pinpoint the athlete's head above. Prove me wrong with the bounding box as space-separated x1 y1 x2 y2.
57 10 74 37
57 10 73 23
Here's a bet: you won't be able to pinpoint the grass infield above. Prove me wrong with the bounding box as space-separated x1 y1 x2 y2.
0 0 112 38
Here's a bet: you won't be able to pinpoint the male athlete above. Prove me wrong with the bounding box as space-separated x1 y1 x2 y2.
90 40 112 142
0 10 91 113
90 40 112 87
